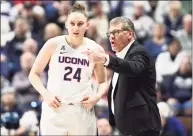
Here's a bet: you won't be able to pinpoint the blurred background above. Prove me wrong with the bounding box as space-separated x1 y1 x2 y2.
0 0 192 136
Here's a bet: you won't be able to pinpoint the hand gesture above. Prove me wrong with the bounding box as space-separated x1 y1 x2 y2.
83 47 106 64
43 92 61 108
81 95 100 111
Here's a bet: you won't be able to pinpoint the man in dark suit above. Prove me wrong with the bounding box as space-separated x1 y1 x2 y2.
84 16 162 136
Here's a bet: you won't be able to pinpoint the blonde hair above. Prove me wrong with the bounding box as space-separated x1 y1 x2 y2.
69 3 87 18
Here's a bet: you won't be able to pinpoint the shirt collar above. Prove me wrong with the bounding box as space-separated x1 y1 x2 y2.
116 40 135 58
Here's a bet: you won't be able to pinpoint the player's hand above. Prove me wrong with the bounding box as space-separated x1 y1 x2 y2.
42 91 61 108
81 95 100 111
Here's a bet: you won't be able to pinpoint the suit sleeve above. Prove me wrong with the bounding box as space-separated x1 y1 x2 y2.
106 51 149 77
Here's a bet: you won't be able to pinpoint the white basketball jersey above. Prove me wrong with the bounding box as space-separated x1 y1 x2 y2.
46 35 98 102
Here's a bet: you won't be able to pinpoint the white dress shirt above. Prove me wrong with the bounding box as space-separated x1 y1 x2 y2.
104 40 135 114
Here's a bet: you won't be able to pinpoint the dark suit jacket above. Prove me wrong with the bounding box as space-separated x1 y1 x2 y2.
106 41 162 135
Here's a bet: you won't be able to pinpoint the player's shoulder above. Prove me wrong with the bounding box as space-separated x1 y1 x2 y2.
84 37 97 46
43 35 65 48
44 36 58 44
49 35 65 43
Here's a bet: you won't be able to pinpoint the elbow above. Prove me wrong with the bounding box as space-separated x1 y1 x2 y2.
131 64 145 75
126 67 143 77
133 68 143 75
97 77 108 85
28 70 41 82
98 80 108 87
28 70 37 83
97 80 105 84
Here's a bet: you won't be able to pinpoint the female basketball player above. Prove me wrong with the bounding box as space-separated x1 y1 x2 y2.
28 3 107 135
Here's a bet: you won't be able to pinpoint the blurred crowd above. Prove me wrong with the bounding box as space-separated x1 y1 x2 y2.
0 0 192 136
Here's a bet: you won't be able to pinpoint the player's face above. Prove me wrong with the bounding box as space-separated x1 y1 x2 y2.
66 12 88 38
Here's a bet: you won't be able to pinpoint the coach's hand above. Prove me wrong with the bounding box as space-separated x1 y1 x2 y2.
81 95 100 111
43 91 61 108
83 48 106 64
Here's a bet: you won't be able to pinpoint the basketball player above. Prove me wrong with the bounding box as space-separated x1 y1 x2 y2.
28 3 107 135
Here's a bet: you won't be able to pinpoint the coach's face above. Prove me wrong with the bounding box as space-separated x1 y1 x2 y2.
107 23 131 53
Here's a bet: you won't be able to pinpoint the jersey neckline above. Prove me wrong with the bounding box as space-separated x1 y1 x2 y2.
64 35 86 51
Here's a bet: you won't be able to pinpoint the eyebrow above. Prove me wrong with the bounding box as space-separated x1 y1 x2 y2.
70 21 84 23
109 29 122 32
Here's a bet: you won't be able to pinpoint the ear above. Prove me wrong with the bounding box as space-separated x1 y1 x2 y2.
127 31 133 39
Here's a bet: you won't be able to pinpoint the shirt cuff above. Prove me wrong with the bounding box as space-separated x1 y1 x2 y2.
103 54 110 66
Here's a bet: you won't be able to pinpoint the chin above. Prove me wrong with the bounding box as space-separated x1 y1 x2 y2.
74 34 83 38
111 48 116 52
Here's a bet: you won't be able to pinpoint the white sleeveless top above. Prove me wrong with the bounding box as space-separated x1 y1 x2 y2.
46 35 98 102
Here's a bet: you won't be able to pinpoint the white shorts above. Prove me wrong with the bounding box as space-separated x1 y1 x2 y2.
40 101 97 135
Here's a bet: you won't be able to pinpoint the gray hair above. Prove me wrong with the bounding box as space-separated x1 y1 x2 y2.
110 16 137 39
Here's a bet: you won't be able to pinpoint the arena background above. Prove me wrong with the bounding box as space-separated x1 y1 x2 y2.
1 0 192 135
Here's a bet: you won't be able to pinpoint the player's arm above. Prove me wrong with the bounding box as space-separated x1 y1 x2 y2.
81 45 108 110
93 57 108 100
28 38 61 108
90 44 108 98
29 39 54 96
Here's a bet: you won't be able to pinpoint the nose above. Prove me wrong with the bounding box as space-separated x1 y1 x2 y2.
110 35 115 41
109 34 115 40
73 25 79 31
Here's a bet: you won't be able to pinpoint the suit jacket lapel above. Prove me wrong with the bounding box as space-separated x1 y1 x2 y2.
123 40 138 59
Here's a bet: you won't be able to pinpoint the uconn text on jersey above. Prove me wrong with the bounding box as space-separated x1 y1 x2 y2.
58 56 89 66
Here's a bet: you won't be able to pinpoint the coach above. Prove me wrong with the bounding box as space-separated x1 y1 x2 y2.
84 16 162 136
